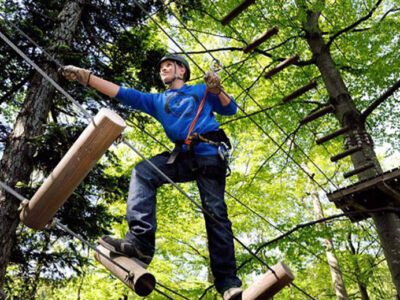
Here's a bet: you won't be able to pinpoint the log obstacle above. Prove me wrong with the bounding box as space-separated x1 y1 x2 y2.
264 55 299 79
282 80 318 103
95 245 156 296
243 27 279 53
316 126 349 145
221 0 257 26
343 162 375 179
330 145 363 162
243 262 294 299
20 108 126 229
300 104 335 125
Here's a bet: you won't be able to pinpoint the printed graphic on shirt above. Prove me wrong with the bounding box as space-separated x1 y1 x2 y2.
164 92 199 117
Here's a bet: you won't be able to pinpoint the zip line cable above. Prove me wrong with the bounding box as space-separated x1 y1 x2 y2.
0 180 184 300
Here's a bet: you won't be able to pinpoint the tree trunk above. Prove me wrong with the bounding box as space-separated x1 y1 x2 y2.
310 181 349 299
0 1 85 295
302 7 400 295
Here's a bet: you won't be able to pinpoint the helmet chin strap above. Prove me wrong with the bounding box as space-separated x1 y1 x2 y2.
163 61 184 85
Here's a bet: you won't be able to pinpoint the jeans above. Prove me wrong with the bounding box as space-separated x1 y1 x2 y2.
125 151 242 293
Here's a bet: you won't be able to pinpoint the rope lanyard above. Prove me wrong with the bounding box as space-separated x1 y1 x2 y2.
184 87 208 147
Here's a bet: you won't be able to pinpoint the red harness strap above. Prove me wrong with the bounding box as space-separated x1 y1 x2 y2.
184 87 208 148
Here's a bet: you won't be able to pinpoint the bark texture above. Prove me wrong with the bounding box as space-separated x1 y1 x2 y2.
0 1 85 295
302 7 400 295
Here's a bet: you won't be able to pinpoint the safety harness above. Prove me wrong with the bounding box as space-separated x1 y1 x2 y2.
166 87 232 175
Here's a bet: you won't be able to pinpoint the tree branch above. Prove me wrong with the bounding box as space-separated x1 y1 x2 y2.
327 0 383 49
348 8 400 33
237 207 400 271
361 77 400 121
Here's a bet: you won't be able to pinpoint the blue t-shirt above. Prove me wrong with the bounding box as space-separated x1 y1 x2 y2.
116 83 237 155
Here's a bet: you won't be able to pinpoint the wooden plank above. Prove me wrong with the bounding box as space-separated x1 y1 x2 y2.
20 108 126 229
300 105 335 125
327 167 400 204
221 0 257 25
282 80 317 103
243 27 279 53
377 182 400 205
264 55 300 79
243 262 294 299
316 126 349 145
95 245 156 296
343 162 375 179
330 145 362 162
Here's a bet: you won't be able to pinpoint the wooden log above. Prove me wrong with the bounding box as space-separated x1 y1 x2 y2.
300 105 335 125
221 0 257 26
243 27 279 53
243 262 294 299
94 245 156 296
282 80 318 103
20 108 126 229
316 126 349 145
344 162 375 178
330 145 363 162
264 55 299 79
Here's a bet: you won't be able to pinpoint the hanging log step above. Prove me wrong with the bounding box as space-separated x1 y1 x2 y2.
300 105 335 125
282 80 318 103
343 162 375 178
221 0 257 25
316 126 349 145
264 55 299 79
95 245 156 296
330 145 363 162
243 27 279 53
243 262 294 299
20 108 126 230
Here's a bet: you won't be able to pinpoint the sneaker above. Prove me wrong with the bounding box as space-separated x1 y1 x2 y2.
223 287 243 300
99 235 152 267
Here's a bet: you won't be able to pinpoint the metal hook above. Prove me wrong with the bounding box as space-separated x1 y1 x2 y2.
211 59 223 73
